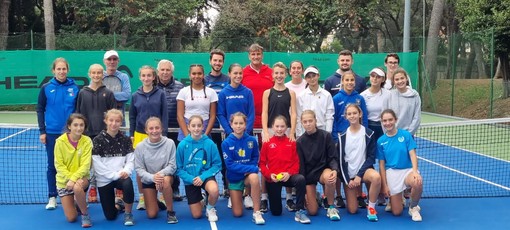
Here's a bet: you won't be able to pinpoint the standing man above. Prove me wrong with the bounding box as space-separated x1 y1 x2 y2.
103 50 132 124
241 43 273 212
324 50 366 97
157 59 185 201
204 49 230 198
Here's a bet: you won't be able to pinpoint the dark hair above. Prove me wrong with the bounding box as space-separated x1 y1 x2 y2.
189 64 207 100
380 109 398 120
384 53 400 64
228 63 243 73
339 50 353 57
230 112 247 124
289 60 304 70
344 104 363 124
65 113 88 132
370 67 386 88
210 49 225 61
139 65 158 86
271 115 288 127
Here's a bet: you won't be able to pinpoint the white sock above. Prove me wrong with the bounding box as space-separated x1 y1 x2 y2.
368 201 376 209
286 193 293 201
261 193 268 201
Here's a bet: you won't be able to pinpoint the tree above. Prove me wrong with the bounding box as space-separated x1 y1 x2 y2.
456 0 510 98
43 0 55 49
0 0 10 50
424 0 445 88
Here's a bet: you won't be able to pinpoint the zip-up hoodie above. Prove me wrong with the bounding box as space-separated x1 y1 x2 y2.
382 88 421 135
217 84 255 134
221 133 259 183
338 127 376 183
54 133 92 189
296 129 338 184
259 135 299 182
129 86 168 136
76 85 116 136
36 78 79 135
92 130 134 187
332 89 368 141
176 134 222 185
134 136 176 184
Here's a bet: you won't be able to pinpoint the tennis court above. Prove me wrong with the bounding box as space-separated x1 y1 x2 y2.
0 112 509 229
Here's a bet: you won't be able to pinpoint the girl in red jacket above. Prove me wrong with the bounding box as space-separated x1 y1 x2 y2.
258 116 310 224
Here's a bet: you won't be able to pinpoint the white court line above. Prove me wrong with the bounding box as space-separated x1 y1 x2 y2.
419 156 510 191
0 146 41 149
418 137 510 164
210 221 218 230
0 128 32 142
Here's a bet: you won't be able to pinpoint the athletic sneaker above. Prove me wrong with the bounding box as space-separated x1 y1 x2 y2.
227 197 232 209
136 196 145 210
157 200 167 211
252 211 265 225
327 207 340 221
286 199 297 212
244 195 253 210
173 191 183 202
167 211 178 224
385 201 392 212
81 214 92 228
206 207 218 222
367 207 378 221
222 190 230 198
115 197 125 212
357 196 367 208
88 187 98 203
124 213 134 226
321 195 328 209
260 199 268 212
294 210 311 224
377 194 387 206
335 196 346 208
46 197 57 210
409 205 422 222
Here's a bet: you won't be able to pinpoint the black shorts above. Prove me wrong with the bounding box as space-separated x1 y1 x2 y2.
184 177 216 205
142 182 157 189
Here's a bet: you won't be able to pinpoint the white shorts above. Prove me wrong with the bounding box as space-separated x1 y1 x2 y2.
386 168 412 196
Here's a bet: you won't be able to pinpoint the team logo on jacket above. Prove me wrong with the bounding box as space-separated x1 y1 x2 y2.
355 99 361 105
269 143 277 149
398 136 405 142
68 88 75 97
247 141 254 149
237 149 245 157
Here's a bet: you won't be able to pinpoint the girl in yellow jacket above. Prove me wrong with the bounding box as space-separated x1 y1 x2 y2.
54 113 93 228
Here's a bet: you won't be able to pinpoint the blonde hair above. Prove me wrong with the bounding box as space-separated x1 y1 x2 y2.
104 109 123 121
52 57 69 71
88 63 104 73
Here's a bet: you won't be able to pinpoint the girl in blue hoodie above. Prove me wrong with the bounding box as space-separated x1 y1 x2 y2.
222 112 265 224
176 115 222 222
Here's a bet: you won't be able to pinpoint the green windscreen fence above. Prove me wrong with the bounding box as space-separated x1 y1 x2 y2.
0 51 419 105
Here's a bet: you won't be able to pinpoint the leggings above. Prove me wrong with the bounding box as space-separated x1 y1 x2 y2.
266 174 306 216
98 178 134 220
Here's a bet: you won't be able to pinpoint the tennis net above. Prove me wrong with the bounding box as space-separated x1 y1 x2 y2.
1 118 510 204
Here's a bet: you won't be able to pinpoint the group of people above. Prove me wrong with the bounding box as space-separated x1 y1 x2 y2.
36 45 424 228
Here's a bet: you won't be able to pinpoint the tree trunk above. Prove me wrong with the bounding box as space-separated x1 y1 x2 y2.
498 54 510 98
0 0 11 50
424 0 445 88
474 43 487 78
43 0 55 50
465 43 475 79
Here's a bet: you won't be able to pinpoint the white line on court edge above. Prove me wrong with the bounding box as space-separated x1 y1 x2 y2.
210 221 218 230
0 128 31 142
419 156 510 191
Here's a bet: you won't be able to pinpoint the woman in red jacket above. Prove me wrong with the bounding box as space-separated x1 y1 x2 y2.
258 115 309 224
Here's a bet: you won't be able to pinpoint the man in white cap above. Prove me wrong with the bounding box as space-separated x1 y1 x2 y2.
103 50 131 123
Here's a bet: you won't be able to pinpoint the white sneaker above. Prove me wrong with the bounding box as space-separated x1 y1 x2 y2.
409 205 422 222
327 207 340 221
136 196 146 210
206 207 218 222
385 200 392 212
227 197 232 209
244 195 254 210
45 197 57 210
252 211 265 225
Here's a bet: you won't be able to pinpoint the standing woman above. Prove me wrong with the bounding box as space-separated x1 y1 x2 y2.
177 64 218 141
222 112 265 224
129 65 168 210
360 67 390 143
176 115 222 222
377 109 423 222
338 104 381 221
134 117 178 223
285 60 307 95
54 114 92 227
92 109 135 226
217 63 255 136
37 57 79 210
296 66 334 137
382 68 421 136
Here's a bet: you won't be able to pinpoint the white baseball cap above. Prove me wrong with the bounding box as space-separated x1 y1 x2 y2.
104 50 119 59
369 68 385 77
303 66 319 77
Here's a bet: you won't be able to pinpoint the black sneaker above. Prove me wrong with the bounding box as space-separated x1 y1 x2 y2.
357 196 367 208
157 200 167 211
173 191 183 202
285 199 297 212
222 190 230 198
260 199 268 213
167 211 178 224
322 195 328 210
335 196 346 208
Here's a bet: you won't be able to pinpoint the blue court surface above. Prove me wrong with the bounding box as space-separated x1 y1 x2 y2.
0 197 508 229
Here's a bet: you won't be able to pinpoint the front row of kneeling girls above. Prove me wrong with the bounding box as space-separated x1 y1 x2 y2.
55 106 422 227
